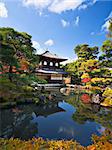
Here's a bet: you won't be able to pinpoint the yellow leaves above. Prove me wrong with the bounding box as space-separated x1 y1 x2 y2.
101 97 112 107
91 78 102 83
87 142 112 150
101 88 112 107
81 73 90 79
102 88 112 97
48 140 76 150
0 138 84 150
22 85 33 92
1 135 112 150
79 59 99 73
20 58 29 65
19 58 29 71
91 78 112 84
90 130 112 150
91 86 102 91
86 59 98 66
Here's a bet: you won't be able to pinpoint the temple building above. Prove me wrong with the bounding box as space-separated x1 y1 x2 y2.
36 51 68 83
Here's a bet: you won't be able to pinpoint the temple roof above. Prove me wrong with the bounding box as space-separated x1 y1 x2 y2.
39 51 67 61
34 105 66 117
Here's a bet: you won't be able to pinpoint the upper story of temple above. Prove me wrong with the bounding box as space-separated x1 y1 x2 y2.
36 51 67 72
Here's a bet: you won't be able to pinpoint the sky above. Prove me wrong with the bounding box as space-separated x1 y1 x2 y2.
0 0 112 62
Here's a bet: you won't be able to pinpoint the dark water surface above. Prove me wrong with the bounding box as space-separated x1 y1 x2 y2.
0 89 112 146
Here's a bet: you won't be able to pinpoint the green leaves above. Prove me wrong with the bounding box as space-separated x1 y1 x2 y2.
100 40 112 67
0 27 40 81
74 44 99 60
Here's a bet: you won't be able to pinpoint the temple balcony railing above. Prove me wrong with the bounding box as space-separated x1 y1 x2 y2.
36 66 64 72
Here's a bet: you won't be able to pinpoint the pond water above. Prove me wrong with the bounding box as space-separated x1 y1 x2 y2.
0 88 112 146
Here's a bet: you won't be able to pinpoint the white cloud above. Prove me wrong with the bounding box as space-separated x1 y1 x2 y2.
61 19 69 27
93 0 97 4
48 0 83 14
39 11 43 16
78 4 87 10
0 2 8 18
101 11 112 32
101 20 110 32
33 39 54 54
32 40 44 54
23 0 52 9
90 32 95 35
78 0 97 10
22 0 97 14
44 39 54 46
74 16 80 26
22 0 84 14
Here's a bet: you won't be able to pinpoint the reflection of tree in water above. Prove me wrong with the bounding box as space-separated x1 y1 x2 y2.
66 95 112 130
0 105 38 139
0 100 65 140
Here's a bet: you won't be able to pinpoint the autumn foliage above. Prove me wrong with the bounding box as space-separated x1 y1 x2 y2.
0 130 112 150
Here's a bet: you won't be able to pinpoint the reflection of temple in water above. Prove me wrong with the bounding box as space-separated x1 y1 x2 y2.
32 102 66 118
0 101 66 139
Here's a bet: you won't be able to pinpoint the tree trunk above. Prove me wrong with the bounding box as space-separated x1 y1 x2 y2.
9 66 12 82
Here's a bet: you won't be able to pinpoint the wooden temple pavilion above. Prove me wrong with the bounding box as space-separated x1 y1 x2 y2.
36 51 68 83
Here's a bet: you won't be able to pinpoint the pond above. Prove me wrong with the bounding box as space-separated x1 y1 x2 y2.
0 88 112 146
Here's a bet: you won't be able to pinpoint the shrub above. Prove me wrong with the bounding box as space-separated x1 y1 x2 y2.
102 88 112 97
0 77 17 91
81 73 90 79
0 77 21 102
101 88 112 107
22 85 33 92
91 78 112 87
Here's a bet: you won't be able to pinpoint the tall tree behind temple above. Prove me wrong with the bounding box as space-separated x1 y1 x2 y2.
74 44 99 60
65 45 99 84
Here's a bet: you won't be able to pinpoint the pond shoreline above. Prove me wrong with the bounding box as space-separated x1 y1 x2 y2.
0 85 112 109
0 88 65 109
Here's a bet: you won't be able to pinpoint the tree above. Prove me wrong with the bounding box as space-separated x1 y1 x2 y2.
0 27 39 81
99 19 112 68
74 44 99 60
64 60 81 84
99 40 112 68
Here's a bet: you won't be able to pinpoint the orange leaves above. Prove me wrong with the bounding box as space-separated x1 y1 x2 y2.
81 94 91 104
82 78 91 83
87 145 96 150
19 58 29 71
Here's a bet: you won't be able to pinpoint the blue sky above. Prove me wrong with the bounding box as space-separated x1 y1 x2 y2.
0 0 112 61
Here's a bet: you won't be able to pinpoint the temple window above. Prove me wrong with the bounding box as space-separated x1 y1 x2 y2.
44 61 47 65
50 62 53 66
55 63 58 67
